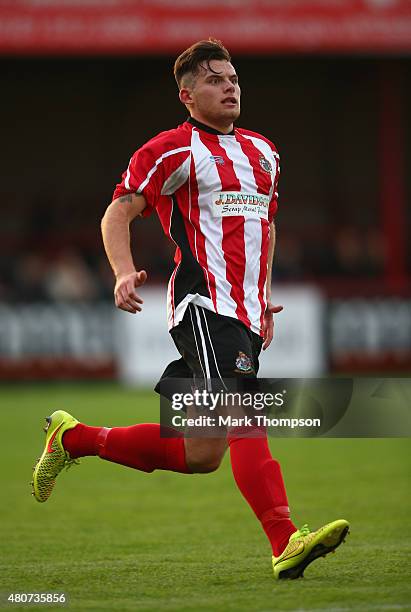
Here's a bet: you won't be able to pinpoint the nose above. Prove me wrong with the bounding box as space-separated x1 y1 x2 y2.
223 80 235 93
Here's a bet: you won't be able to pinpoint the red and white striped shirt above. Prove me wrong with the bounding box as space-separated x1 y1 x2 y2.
113 118 280 337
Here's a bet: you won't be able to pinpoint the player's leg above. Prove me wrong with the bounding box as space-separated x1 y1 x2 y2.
160 306 228 473
65 406 227 475
207 315 350 579
228 431 296 556
63 355 194 476
226 328 296 557
31 327 231 504
184 435 227 473
31 410 193 503
31 358 196 503
192 307 297 557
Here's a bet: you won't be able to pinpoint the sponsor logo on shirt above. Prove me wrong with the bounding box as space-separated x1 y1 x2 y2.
212 191 269 219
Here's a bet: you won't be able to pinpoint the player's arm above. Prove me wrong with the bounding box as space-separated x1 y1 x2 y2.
266 221 276 302
101 193 148 314
262 221 283 350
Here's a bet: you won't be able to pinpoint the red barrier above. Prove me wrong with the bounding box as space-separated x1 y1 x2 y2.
0 1 410 55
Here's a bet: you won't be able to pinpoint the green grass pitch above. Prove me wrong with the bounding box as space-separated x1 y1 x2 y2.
0 383 410 611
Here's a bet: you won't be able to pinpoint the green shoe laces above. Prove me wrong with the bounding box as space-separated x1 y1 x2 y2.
292 524 311 539
64 457 80 471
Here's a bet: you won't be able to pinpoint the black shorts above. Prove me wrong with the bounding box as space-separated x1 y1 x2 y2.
155 304 263 400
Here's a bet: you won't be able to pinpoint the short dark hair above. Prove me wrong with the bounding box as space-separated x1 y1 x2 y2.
173 38 231 88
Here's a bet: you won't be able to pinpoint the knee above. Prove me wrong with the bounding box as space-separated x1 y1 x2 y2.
185 438 226 474
187 453 223 474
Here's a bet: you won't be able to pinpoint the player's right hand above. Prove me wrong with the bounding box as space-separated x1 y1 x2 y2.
114 270 147 313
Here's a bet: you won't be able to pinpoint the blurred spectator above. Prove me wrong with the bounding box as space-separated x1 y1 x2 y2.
12 253 49 301
44 250 98 301
364 227 385 274
275 234 304 279
334 226 384 277
303 240 339 277
334 226 364 276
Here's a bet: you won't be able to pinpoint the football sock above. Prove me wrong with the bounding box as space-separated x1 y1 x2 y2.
63 424 103 459
63 423 191 474
228 431 296 556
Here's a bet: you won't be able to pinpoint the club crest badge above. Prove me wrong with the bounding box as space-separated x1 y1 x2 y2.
235 351 254 374
259 154 272 174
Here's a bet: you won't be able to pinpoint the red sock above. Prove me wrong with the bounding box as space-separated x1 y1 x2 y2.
228 431 296 556
63 423 191 474
63 424 104 458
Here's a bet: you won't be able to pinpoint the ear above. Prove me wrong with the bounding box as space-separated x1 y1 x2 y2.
179 88 193 106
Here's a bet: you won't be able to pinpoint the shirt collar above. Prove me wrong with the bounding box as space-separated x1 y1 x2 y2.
187 116 235 136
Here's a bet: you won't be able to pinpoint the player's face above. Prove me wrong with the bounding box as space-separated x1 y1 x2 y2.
182 60 241 130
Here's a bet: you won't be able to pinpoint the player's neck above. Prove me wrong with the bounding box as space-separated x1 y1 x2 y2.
188 114 234 135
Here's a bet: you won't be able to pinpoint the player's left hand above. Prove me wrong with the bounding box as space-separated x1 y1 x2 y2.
262 302 283 351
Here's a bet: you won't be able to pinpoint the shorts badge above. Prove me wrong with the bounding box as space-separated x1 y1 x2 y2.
235 351 254 374
259 154 272 174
